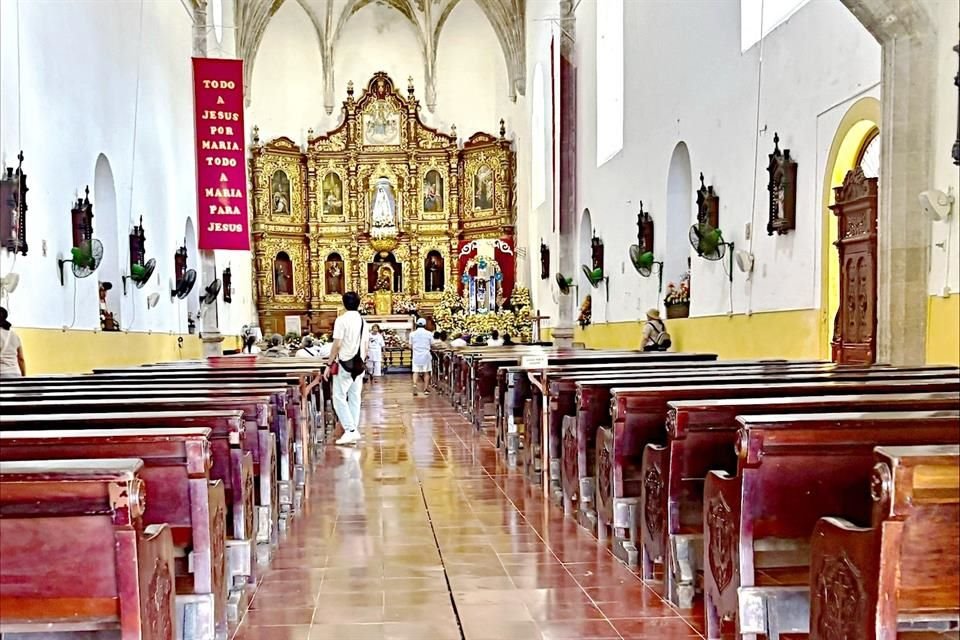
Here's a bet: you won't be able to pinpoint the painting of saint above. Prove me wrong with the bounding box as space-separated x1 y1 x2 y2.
271 170 290 215
424 251 444 292
322 172 343 217
423 170 444 213
473 164 494 211
370 177 397 232
274 252 294 295
325 254 345 295
362 103 401 146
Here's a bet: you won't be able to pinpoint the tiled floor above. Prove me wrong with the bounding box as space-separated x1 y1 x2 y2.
231 378 706 639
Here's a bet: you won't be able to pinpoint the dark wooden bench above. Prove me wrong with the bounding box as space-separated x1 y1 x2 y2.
561 365 938 519
0 396 281 557
702 411 960 640
493 354 722 460
535 361 828 491
644 391 960 608
2 382 302 514
0 427 229 636
597 375 959 569
0 458 176 639
809 444 959 640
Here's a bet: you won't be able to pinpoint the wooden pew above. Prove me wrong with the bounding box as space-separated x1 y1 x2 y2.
1 384 302 516
575 368 956 525
701 411 960 640
0 459 176 639
563 366 948 520
493 354 724 460
596 375 959 569
644 391 960 608
4 381 301 506
0 427 230 636
809 444 959 640
0 396 281 558
521 360 824 485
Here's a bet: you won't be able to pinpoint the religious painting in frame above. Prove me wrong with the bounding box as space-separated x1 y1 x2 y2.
321 171 344 218
473 164 495 211
767 132 797 235
270 169 291 215
422 169 444 213
362 102 401 146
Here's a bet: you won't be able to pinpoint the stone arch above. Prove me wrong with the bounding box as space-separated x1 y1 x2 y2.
93 154 121 329
665 142 693 287
820 96 880 359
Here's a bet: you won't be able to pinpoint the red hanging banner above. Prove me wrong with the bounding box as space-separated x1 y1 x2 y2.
192 57 249 251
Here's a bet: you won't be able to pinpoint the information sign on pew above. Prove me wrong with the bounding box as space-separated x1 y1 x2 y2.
520 354 549 369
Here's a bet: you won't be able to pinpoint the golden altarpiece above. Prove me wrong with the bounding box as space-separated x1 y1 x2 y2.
249 72 516 335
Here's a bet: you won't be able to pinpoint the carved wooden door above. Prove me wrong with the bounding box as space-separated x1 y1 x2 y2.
829 167 878 364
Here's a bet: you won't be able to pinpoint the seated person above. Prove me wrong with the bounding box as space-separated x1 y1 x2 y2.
263 333 290 357
296 336 321 357
487 330 504 347
502 333 514 346
449 333 468 348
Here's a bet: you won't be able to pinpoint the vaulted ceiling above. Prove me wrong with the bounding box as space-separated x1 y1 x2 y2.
235 0 525 112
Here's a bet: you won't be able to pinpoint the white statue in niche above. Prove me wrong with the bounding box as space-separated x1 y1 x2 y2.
370 176 397 236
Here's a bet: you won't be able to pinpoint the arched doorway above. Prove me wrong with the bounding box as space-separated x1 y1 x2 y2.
821 97 880 359
93 154 121 330
665 142 693 287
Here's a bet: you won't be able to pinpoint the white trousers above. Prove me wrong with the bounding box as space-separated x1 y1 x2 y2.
332 367 364 433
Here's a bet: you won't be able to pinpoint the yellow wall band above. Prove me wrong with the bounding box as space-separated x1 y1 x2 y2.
926 293 960 365
13 329 243 375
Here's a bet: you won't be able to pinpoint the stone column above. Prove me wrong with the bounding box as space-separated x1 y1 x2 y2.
193 0 226 356
840 0 937 364
553 0 578 347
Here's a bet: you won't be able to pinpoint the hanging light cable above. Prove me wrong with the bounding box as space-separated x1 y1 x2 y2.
744 0 767 316
126 0 145 331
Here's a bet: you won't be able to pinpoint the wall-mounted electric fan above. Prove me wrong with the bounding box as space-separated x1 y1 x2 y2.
58 239 103 286
171 268 197 299
689 222 734 281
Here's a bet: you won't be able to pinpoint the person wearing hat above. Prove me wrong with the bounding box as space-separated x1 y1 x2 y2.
409 317 434 396
642 308 672 352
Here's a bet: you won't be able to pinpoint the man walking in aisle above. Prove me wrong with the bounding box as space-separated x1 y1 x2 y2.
409 317 434 396
327 291 370 445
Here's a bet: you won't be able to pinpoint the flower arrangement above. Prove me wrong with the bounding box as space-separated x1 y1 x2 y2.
664 271 690 306
382 328 404 348
359 294 376 315
433 286 533 342
392 294 417 315
578 295 592 328
316 333 331 345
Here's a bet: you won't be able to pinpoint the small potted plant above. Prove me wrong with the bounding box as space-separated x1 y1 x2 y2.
664 272 690 319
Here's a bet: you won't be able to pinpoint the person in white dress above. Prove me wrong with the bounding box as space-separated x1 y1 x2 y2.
409 318 434 396
366 324 386 383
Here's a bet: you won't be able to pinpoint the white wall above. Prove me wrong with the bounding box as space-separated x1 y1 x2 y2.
248 0 518 146
525 0 882 323
0 0 255 338
928 2 960 297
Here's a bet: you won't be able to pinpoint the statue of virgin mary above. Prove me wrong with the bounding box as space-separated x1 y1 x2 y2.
371 177 397 234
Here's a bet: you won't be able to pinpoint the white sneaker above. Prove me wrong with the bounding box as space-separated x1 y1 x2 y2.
336 431 361 445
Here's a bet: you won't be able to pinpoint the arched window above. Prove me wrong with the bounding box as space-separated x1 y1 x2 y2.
596 0 623 167
424 250 445 292
94 154 121 331
665 142 692 286
532 63 547 208
856 129 880 180
274 251 294 295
